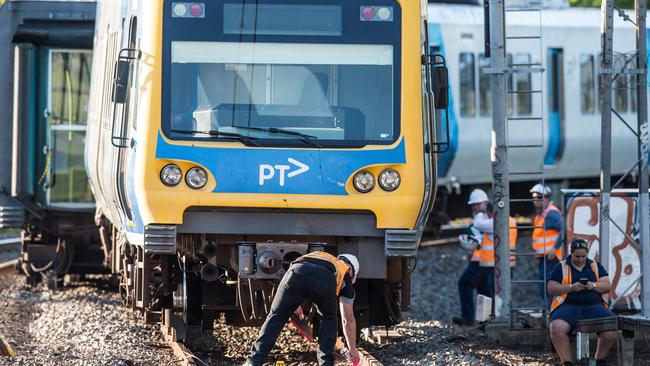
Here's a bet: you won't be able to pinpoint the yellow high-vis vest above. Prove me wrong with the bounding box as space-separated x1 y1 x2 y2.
532 203 562 260
298 251 350 295
478 217 518 267
549 259 608 312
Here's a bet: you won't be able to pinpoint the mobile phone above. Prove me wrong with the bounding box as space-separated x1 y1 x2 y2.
579 278 589 285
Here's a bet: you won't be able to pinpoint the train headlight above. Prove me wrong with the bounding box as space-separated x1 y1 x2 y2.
353 171 375 193
185 167 208 189
160 164 182 186
379 169 401 191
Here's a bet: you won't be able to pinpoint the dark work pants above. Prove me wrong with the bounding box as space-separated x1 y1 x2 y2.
538 257 558 309
458 261 494 322
247 261 339 366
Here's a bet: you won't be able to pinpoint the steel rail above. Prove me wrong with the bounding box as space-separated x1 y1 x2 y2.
0 259 18 277
168 339 198 366
358 348 383 366
0 237 20 246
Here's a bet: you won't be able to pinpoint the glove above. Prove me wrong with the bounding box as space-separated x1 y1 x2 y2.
458 234 479 250
468 225 482 244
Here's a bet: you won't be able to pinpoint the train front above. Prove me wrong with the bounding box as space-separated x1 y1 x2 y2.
134 0 435 328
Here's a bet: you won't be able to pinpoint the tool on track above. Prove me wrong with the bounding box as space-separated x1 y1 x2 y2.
0 334 15 357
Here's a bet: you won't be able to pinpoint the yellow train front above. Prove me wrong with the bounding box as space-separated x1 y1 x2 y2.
86 0 442 332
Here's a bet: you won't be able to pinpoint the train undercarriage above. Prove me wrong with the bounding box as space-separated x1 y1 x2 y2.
99 223 412 339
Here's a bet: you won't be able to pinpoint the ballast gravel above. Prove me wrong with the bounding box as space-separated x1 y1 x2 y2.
1 236 648 365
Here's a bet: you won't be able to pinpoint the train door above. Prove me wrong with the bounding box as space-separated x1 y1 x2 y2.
42 49 94 209
545 47 565 166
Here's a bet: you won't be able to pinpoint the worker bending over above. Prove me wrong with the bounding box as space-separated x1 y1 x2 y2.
245 252 360 366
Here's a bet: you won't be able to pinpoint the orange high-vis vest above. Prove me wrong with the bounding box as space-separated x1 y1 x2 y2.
549 259 608 312
532 203 562 260
471 248 481 262
478 217 518 267
298 251 350 295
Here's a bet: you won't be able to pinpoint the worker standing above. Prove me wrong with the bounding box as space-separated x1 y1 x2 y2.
530 183 563 306
245 251 360 366
454 189 518 325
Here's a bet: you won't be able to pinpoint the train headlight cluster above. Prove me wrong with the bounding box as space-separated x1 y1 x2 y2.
378 169 401 191
160 164 208 189
160 164 183 186
353 171 375 193
185 167 208 189
353 169 401 193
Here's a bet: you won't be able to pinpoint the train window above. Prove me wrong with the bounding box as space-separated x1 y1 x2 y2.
459 52 475 117
596 58 603 113
580 54 595 114
614 53 628 113
629 58 637 113
515 53 531 115
49 53 92 126
479 54 490 116
507 53 513 115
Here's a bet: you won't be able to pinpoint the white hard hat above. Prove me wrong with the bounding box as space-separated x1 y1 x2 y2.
337 254 360 283
467 189 489 205
530 183 551 196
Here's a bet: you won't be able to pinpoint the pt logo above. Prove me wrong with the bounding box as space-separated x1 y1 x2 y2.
259 158 309 186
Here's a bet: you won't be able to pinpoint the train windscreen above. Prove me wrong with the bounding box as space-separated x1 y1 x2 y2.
162 0 401 148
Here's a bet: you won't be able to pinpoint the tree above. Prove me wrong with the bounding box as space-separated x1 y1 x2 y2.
570 0 650 9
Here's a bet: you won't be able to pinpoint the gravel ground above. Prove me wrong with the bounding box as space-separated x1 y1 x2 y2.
363 238 558 366
1 235 649 365
0 274 178 365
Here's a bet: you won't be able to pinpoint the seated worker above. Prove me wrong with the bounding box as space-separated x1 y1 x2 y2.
547 238 616 366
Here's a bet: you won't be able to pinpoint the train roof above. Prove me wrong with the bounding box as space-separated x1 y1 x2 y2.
428 3 641 29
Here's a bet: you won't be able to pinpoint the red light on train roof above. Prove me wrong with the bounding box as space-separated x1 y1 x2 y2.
361 7 375 21
189 3 204 17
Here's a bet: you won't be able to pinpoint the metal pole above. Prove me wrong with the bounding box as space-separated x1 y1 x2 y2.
599 0 614 273
635 0 650 317
489 0 511 323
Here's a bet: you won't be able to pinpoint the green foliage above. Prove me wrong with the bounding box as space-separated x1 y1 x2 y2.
569 0 649 9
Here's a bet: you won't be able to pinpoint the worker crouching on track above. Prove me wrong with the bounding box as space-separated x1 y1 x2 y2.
453 189 518 326
245 252 360 366
548 238 616 366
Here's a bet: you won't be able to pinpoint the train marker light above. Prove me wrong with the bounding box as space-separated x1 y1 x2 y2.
360 6 393 21
189 3 204 17
361 7 375 21
172 2 205 18
353 171 375 193
186 167 208 189
173 3 187 17
379 168 401 191
377 7 392 20
161 164 183 186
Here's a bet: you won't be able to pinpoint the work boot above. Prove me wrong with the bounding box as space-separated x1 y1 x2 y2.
452 317 474 326
596 359 608 366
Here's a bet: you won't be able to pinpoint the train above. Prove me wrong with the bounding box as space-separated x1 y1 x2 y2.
1 0 643 337
427 0 643 220
82 0 442 335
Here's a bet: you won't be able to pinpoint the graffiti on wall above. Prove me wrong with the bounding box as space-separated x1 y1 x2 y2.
564 190 640 310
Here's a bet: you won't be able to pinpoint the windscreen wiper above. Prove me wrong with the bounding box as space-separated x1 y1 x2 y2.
232 126 323 148
172 129 261 147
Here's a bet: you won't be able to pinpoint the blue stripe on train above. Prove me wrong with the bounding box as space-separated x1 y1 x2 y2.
428 23 459 179
155 133 406 195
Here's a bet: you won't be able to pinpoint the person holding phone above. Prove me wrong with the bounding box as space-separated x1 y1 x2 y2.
547 238 616 366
